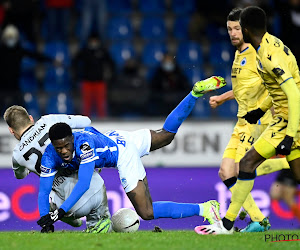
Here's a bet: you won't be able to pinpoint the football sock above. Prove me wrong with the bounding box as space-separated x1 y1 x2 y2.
224 177 265 222
256 158 290 176
222 217 234 230
152 201 200 219
225 171 255 223
163 92 198 133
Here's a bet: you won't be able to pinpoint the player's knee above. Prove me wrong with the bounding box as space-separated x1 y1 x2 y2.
218 168 226 181
138 210 154 220
164 132 175 146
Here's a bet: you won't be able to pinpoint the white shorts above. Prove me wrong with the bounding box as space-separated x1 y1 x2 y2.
105 129 151 193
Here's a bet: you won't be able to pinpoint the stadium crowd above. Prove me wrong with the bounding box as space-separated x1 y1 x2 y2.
0 0 299 119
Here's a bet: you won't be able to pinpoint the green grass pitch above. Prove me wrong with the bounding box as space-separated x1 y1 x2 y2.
0 230 299 250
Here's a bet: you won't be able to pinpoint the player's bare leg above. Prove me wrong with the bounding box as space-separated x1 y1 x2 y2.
126 177 154 220
150 129 175 151
127 178 221 223
218 158 237 181
149 76 226 152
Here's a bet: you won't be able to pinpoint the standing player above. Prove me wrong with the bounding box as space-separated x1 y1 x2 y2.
207 8 289 232
3 106 111 233
195 6 300 234
36 77 227 229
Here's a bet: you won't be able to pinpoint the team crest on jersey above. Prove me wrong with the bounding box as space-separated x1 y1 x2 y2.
240 57 247 66
272 67 285 77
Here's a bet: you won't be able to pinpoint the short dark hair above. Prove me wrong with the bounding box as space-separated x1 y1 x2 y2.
49 123 72 141
240 6 267 32
227 8 243 21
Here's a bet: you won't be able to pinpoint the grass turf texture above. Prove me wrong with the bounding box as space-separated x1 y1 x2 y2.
0 230 299 250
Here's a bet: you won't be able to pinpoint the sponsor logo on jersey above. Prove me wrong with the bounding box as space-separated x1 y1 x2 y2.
19 124 47 151
240 57 247 66
80 142 91 153
272 67 285 77
40 165 51 174
80 150 94 161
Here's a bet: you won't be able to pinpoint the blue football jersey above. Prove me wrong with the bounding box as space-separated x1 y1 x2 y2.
40 127 119 177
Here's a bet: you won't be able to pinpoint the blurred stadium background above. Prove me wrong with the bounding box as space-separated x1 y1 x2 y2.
0 0 299 231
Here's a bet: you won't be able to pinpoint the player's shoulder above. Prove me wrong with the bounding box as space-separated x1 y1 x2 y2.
43 143 56 156
74 132 94 149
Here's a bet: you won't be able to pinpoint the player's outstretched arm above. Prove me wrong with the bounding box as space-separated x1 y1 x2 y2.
38 175 55 217
280 78 300 138
43 114 91 129
209 90 234 109
59 161 95 213
276 78 300 155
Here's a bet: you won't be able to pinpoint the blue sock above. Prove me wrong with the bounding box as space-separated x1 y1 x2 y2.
163 92 198 133
153 201 200 219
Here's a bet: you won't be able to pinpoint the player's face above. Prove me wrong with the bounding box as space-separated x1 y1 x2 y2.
52 136 74 163
227 21 244 47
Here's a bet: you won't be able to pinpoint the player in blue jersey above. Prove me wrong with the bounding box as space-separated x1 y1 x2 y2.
37 77 227 230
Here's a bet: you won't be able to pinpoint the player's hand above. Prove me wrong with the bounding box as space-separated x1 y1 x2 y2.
242 108 265 124
37 208 66 227
276 135 293 155
209 96 223 109
41 225 54 233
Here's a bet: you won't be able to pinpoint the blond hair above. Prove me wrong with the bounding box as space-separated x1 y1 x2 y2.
3 105 31 132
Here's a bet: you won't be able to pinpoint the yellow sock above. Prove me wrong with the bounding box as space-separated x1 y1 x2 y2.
225 179 254 221
256 158 289 176
230 185 265 222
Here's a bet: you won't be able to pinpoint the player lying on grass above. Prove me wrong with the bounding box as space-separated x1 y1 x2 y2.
205 8 289 233
195 6 300 235
37 77 226 230
3 106 112 233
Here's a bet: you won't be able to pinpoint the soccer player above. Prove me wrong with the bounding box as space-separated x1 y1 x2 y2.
206 8 290 233
195 6 300 234
36 77 227 229
270 169 300 223
4 106 111 233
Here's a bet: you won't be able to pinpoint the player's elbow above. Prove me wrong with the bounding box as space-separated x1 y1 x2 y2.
15 174 25 179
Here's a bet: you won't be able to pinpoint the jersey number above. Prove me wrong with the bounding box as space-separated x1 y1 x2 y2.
22 133 49 173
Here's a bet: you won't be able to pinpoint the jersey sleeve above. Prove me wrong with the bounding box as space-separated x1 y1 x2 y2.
12 156 30 179
264 53 293 85
59 161 95 213
43 114 91 129
76 135 99 164
40 146 58 177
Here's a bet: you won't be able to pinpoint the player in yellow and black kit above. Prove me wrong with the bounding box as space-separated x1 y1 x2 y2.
205 8 290 233
195 6 300 234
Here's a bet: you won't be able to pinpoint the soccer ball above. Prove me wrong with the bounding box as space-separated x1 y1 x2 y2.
111 208 140 233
